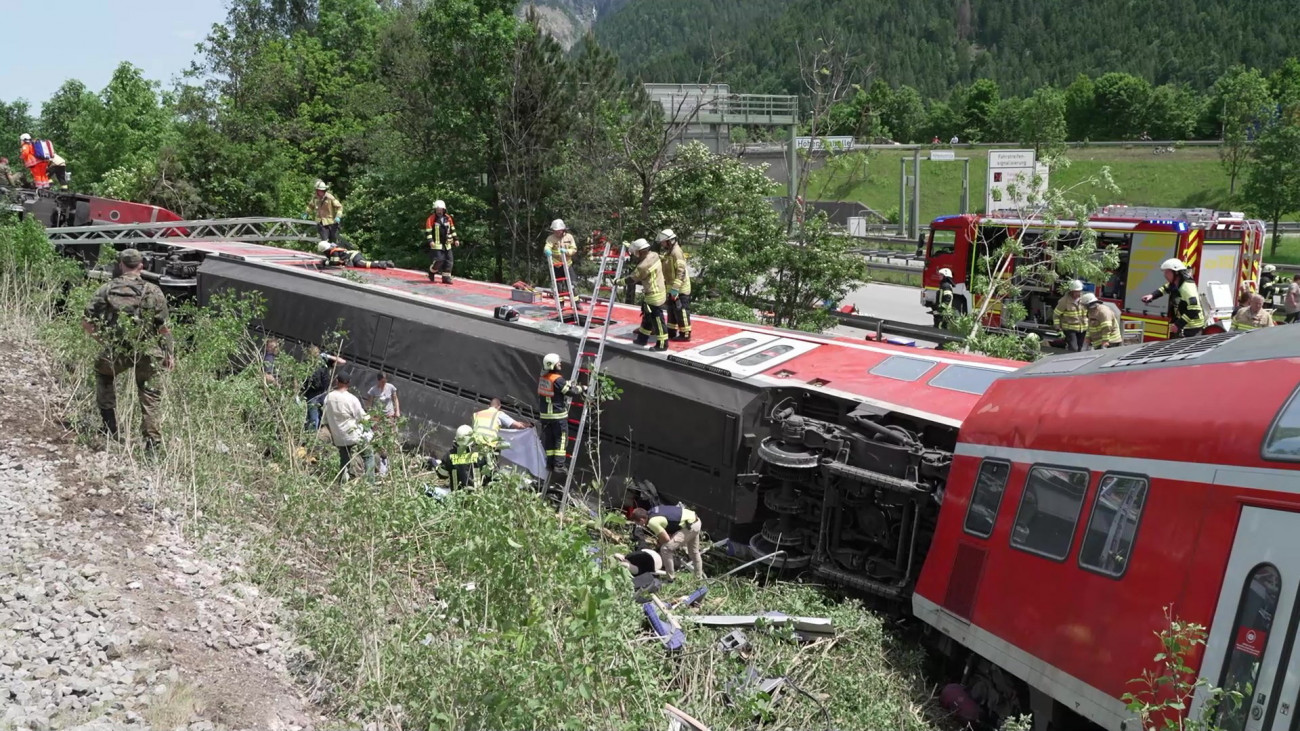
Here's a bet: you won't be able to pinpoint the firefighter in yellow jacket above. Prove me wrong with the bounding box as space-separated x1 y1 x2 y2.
1081 293 1121 349
1233 293 1276 331
1141 258 1206 338
625 238 669 351
537 353 574 473
657 228 692 342
308 180 343 243
1054 280 1088 352
544 219 578 302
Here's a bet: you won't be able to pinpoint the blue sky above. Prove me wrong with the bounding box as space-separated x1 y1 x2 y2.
1 0 228 112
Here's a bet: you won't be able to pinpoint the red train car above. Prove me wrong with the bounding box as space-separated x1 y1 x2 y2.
915 329 1300 730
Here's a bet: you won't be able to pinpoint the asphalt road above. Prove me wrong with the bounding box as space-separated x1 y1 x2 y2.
827 281 940 345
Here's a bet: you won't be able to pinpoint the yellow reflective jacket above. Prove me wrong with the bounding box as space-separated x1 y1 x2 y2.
1053 293 1087 332
630 252 667 306
1086 306 1121 347
661 244 691 295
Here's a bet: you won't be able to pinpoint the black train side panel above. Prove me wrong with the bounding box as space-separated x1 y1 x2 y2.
197 257 766 528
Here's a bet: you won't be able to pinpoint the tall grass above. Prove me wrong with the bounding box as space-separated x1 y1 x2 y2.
0 216 945 730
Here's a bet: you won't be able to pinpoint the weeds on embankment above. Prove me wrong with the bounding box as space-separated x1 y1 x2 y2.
0 215 942 730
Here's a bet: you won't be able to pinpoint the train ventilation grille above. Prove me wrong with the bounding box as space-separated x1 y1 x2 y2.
1099 332 1241 369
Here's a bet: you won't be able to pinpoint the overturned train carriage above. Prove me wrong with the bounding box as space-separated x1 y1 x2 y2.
179 244 1013 603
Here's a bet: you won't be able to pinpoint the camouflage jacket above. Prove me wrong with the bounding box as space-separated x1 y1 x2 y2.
84 274 173 357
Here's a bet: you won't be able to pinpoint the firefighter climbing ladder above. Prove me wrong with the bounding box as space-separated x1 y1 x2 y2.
545 247 581 322
557 234 628 516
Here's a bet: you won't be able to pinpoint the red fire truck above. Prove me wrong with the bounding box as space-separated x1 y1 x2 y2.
921 206 1267 341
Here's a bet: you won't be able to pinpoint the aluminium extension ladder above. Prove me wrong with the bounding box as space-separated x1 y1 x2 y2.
556 234 629 515
546 246 581 322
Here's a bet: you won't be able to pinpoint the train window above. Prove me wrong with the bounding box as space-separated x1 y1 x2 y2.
1262 386 1300 462
928 365 1003 395
699 338 760 358
869 356 937 382
930 230 956 256
1078 474 1148 578
734 344 795 367
1009 466 1090 561
1215 563 1281 731
963 460 1011 538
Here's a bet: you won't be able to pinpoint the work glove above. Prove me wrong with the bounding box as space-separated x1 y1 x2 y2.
335 214 343 223
669 289 679 298
543 246 552 257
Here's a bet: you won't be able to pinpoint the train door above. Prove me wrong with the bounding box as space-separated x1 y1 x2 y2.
1194 508 1300 731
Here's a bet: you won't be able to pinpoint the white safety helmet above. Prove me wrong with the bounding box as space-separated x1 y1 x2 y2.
316 241 333 253
1068 279 1084 292
1079 292 1099 306
455 424 473 440
543 352 562 371
551 219 566 232
656 228 676 244
629 238 650 252
1265 264 1277 273
937 267 953 278
19 133 30 142
1160 258 1188 272
315 180 328 191
433 199 446 210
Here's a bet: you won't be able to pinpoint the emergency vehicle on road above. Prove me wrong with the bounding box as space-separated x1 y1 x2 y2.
921 206 1266 341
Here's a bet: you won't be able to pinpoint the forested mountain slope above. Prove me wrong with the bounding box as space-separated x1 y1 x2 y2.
592 0 1300 96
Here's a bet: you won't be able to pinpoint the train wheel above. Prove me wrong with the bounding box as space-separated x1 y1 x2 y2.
757 438 819 469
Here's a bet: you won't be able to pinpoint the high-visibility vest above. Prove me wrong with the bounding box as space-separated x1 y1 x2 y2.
472 408 501 441
444 443 484 489
426 213 457 250
537 371 569 420
1234 307 1274 331
1152 278 1207 330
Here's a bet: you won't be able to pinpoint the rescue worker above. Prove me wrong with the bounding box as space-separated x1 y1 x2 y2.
81 249 174 450
315 241 393 269
1286 274 1300 324
1141 258 1207 338
1053 280 1088 352
308 180 343 243
537 352 574 474
1081 293 1121 349
47 150 69 190
19 134 50 189
930 267 956 329
657 228 692 342
0 157 17 187
471 396 528 452
631 505 705 580
1233 293 1276 331
544 219 577 300
1261 264 1279 304
425 199 459 284
625 238 669 351
615 549 664 578
436 425 488 490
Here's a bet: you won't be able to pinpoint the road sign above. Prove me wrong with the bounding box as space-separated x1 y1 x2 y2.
794 136 854 153
986 149 1048 213
930 150 956 161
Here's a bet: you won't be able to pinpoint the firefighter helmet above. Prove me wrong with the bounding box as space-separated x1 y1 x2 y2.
315 180 328 191
543 353 562 371
938 267 953 278
1069 279 1084 292
433 199 446 210
455 424 473 440
316 241 333 253
1079 292 1100 306
1160 258 1188 272
629 238 650 252
19 133 30 142
656 228 676 243
551 219 566 231
1265 264 1277 273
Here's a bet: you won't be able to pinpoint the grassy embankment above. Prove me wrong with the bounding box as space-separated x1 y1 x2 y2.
0 216 947 731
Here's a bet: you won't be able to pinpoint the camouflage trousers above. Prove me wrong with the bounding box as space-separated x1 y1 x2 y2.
94 352 162 440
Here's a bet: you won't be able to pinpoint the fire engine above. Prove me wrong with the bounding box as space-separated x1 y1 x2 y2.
921 206 1267 341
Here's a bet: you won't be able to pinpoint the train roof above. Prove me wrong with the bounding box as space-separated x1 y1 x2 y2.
960 326 1300 473
183 240 1024 428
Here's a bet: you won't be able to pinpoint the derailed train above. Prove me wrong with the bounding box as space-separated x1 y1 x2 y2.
50 212 1300 731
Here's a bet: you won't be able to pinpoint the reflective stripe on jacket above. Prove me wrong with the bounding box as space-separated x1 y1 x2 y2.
537 371 570 419
1150 278 1206 330
472 408 502 441
545 232 576 266
425 212 458 250
1233 307 1275 331
310 192 342 224
661 245 691 295
631 252 667 306
1054 294 1087 332
1086 306 1122 346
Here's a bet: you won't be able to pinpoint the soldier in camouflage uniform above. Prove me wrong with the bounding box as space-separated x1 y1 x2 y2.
81 249 174 448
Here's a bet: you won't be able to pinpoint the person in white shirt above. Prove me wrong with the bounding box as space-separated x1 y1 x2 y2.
323 371 372 481
365 373 401 476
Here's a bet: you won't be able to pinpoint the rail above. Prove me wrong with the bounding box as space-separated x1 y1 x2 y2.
44 217 321 246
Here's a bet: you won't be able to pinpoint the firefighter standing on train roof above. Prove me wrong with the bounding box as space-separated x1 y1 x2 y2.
1054 280 1089 352
930 267 956 329
316 241 393 269
1141 258 1207 338
308 180 343 244
544 219 578 298
425 199 459 284
1233 293 1276 331
657 229 692 342
1081 293 1121 349
626 238 669 351
19 134 50 189
537 353 575 474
